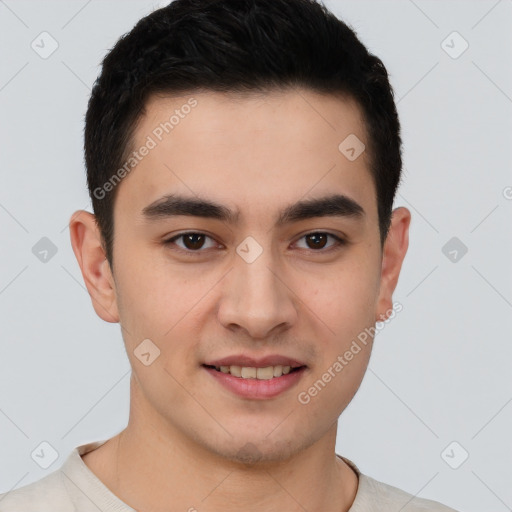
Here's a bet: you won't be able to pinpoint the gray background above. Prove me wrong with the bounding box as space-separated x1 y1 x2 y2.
1 1 511 510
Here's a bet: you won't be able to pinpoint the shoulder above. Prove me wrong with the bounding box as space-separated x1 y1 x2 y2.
338 455 461 512
355 473 461 511
0 439 115 512
0 470 73 511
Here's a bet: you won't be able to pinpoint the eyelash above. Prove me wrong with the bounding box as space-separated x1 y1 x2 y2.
162 231 346 256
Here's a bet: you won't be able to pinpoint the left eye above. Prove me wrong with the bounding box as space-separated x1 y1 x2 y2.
163 232 345 253
294 232 345 251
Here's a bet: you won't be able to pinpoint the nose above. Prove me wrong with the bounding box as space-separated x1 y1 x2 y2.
217 247 298 340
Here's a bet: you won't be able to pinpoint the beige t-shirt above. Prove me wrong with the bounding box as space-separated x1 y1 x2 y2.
0 439 460 511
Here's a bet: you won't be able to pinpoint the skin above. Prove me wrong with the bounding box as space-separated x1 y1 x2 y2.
70 88 410 512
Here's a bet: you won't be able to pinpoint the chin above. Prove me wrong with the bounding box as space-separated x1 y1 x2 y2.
206 435 307 466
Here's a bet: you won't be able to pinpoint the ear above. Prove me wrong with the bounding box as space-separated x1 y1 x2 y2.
68 210 119 323
375 206 411 322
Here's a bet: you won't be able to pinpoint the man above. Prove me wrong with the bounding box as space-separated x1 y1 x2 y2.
0 0 460 510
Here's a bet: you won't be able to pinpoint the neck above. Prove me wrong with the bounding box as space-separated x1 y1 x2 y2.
83 379 359 512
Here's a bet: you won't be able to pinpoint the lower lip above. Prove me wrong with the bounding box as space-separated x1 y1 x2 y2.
203 366 307 400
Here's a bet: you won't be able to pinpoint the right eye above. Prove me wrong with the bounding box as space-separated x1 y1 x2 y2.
162 232 220 254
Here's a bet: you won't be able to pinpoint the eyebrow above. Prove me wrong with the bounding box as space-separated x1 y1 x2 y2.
141 193 365 226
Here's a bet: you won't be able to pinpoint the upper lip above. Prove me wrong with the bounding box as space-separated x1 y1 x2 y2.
204 354 307 368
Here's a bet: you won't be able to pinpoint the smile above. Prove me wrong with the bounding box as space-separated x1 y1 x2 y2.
202 364 307 399
204 364 305 379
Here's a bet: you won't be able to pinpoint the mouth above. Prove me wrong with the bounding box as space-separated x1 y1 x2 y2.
202 363 306 380
201 362 308 400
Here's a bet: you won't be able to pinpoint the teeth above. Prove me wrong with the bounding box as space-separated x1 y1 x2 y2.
212 364 295 379
256 367 274 380
241 367 257 378
230 365 242 377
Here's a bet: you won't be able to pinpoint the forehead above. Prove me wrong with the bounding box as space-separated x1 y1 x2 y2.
117 88 376 225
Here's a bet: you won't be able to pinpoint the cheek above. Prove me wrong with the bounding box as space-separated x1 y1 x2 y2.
305 257 381 336
295 272 377 422
114 251 216 365
113 257 205 397
296 346 371 433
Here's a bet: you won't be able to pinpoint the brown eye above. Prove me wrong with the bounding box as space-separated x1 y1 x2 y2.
305 233 328 249
163 232 217 252
295 232 345 251
182 233 206 250
163 231 345 255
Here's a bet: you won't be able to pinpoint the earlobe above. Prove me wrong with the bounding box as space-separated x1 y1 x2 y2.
68 210 119 323
375 207 411 322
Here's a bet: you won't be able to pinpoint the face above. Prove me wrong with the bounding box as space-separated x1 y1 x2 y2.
72 89 410 464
